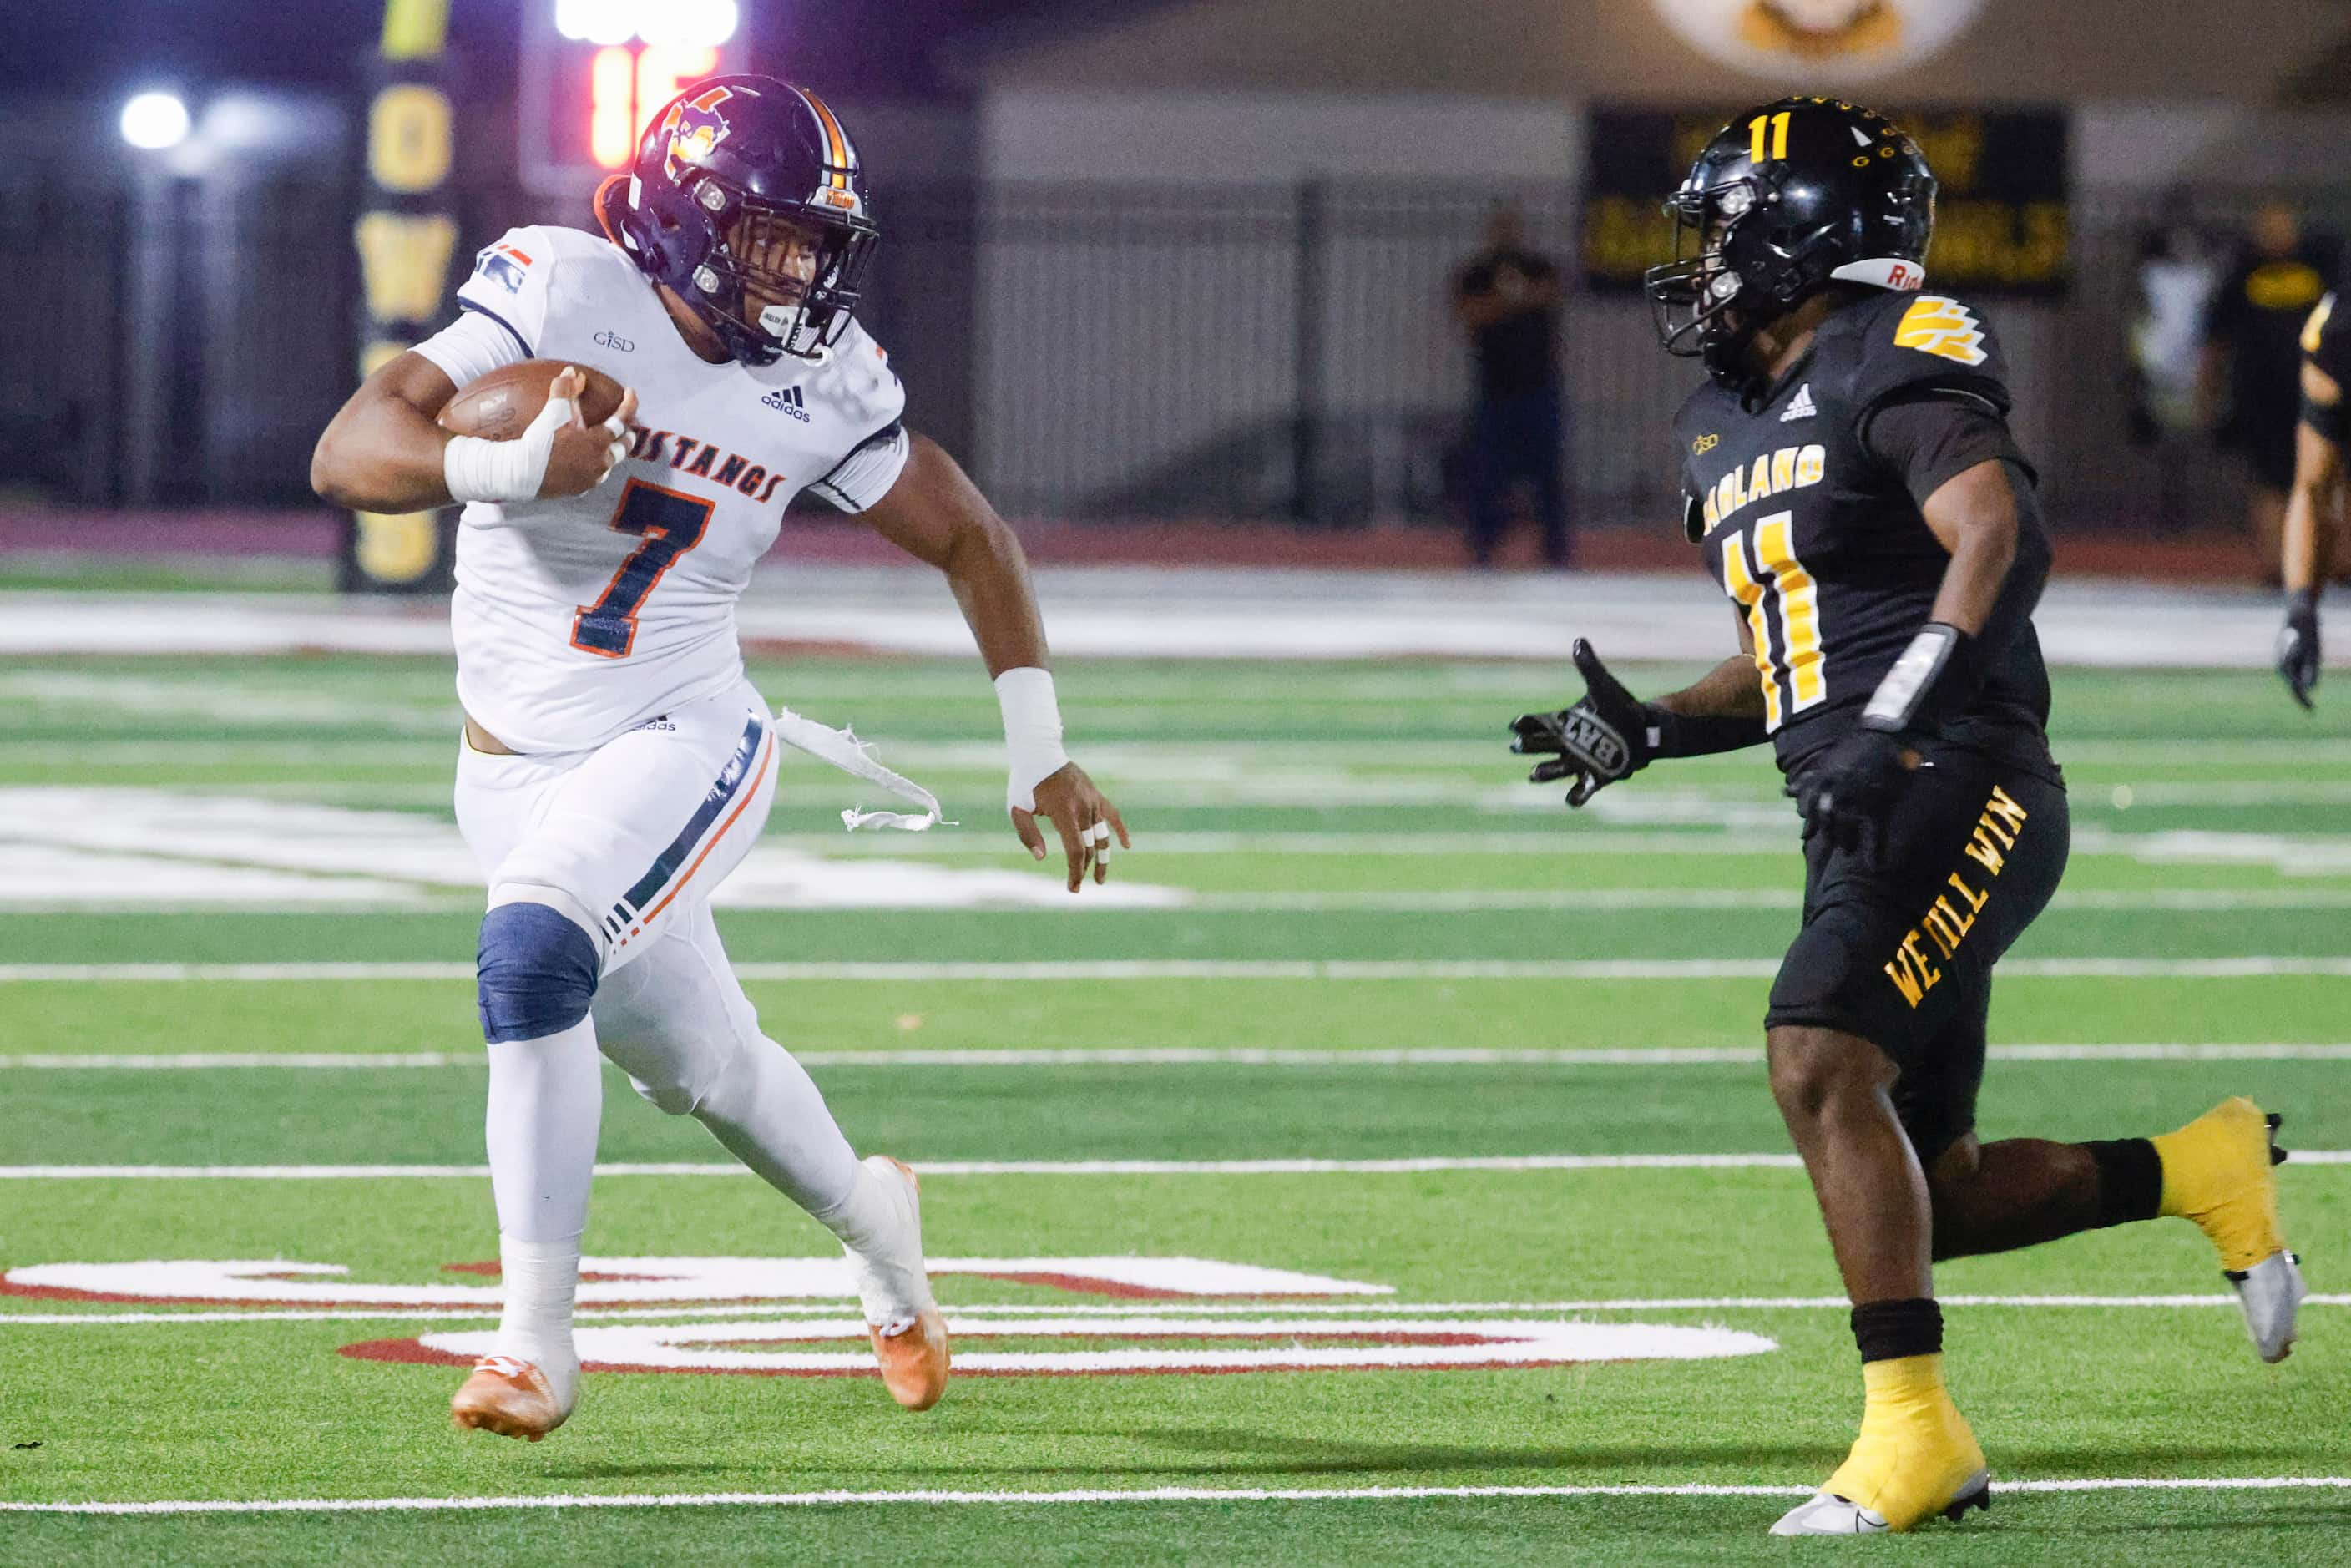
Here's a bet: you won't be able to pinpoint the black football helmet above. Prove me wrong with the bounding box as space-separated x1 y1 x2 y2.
597 75 877 366
1646 98 1935 386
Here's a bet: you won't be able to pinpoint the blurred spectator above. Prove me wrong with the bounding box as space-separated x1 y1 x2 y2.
1454 206 1570 567
2126 195 2220 446
2202 201 2337 579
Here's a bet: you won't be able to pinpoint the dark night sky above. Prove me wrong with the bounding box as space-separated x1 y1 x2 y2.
0 0 1137 102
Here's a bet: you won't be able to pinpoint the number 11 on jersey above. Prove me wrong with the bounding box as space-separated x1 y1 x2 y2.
1722 511 1825 730
572 479 715 659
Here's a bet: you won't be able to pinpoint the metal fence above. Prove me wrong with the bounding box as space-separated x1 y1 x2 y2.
3 166 2342 535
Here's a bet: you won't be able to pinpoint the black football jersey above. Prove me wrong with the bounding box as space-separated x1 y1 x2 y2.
2304 288 2350 388
1672 289 2055 778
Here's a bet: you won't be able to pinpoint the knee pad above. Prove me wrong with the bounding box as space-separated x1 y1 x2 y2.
477 902 599 1044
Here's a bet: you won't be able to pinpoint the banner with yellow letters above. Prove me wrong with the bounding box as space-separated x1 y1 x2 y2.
342 0 460 594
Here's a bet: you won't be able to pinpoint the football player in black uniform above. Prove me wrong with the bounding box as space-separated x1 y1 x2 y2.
1510 100 2304 1535
2277 277 2346 706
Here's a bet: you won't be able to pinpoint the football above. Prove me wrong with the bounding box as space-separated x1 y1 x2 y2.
437 360 628 440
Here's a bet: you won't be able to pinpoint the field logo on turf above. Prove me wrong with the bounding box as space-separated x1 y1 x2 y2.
3 1257 1779 1378
0 1256 1389 1308
343 1316 1777 1377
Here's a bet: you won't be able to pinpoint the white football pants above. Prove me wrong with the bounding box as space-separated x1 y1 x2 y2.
454 678 860 1227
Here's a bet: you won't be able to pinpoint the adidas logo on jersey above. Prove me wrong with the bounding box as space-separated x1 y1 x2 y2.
761 385 811 422
1780 383 1817 422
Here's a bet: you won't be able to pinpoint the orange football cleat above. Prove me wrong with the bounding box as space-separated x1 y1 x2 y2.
844 1156 952 1410
869 1307 953 1412
450 1354 573 1442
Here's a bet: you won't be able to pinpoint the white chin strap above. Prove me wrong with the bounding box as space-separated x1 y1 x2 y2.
758 301 826 358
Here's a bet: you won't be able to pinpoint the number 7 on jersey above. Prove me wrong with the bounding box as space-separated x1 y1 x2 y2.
572 479 714 659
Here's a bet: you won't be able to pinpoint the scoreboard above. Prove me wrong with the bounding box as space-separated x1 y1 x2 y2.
520 0 750 195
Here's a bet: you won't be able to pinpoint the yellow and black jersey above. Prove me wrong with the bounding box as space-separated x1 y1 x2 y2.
1673 289 2055 779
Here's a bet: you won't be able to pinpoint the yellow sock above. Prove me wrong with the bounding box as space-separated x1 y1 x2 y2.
1820 1353 1986 1530
2151 1097 2283 1271
1861 1351 1947 1409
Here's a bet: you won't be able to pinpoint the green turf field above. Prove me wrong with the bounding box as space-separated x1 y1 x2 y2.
1 651 2345 1564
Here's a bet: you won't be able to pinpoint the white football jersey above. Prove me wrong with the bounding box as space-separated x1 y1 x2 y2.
415 224 909 754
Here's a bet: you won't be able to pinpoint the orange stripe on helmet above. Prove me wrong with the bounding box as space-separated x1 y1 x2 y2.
797 87 853 190
590 174 629 244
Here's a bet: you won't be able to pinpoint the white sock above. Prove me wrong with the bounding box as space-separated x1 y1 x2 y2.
493 1234 582 1393
691 1034 862 1220
483 1016 599 1387
813 1156 905 1256
484 1016 601 1242
686 1038 919 1324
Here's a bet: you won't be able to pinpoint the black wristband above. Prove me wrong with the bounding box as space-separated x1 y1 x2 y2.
1648 704 1767 758
1862 621 1978 733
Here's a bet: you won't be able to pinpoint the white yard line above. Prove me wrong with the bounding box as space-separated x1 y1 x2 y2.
4 1152 2347 1180
7 575 2343 665
18 731 2351 768
0 1052 481 1069
1184 888 2351 912
9 1043 2351 1070
0 674 456 735
0 1156 1807 1180
13 888 2351 918
5 957 2349 984
794 827 2351 872
8 1294 2348 1327
4 1477 2348 1515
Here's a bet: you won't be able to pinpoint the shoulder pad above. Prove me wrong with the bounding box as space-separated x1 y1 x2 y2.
809 317 907 445
1838 290 2014 418
453 226 562 355
458 224 646 355
462 226 551 298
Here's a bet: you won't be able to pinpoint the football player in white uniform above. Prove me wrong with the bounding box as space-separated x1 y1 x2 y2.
311 77 1129 1441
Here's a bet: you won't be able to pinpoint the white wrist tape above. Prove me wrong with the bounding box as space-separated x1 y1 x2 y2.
994 666 1069 814
1863 622 1962 732
442 393 573 504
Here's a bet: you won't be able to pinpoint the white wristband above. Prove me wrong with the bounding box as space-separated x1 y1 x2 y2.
1863 622 1961 731
442 393 572 504
994 666 1069 814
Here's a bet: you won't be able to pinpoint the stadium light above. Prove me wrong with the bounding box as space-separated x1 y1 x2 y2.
119 92 191 151
640 0 738 48
554 0 736 47
554 0 638 45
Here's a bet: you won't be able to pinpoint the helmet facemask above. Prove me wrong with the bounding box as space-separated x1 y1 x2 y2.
1645 168 1891 386
678 175 877 366
1646 177 1758 365
1646 175 1814 382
